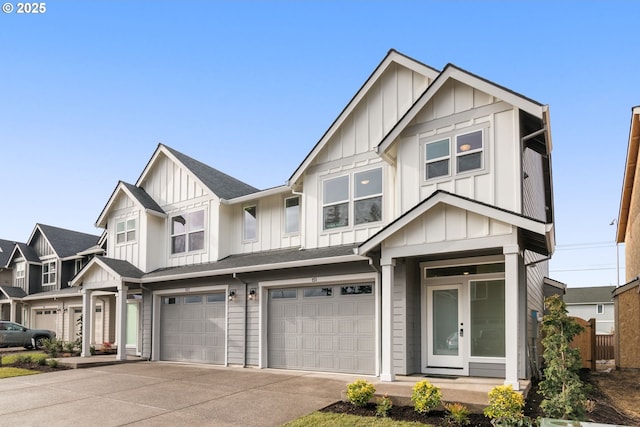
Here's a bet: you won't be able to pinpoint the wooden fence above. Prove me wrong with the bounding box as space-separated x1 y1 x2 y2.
595 334 615 360
569 318 616 370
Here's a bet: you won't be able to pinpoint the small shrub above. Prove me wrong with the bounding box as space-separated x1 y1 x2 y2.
47 358 58 368
41 338 64 357
376 393 393 417
63 340 78 353
346 379 376 407
411 380 442 414
484 385 525 426
14 354 33 364
444 402 471 426
90 345 96 356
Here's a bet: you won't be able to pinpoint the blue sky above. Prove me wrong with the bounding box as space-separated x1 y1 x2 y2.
1 1 637 287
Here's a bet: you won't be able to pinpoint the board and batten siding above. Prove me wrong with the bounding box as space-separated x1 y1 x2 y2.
108 193 143 269
230 193 301 255
140 153 209 207
522 147 547 222
384 203 513 251
391 260 421 375
301 62 429 250
396 83 521 216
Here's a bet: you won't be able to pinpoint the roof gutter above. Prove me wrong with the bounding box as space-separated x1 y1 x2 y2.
220 185 291 205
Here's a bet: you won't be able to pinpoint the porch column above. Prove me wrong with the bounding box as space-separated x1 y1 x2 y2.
504 245 520 390
116 284 128 361
380 260 395 382
9 300 16 322
81 289 92 357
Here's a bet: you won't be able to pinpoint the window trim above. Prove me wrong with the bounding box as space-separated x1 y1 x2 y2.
243 204 258 242
116 217 137 245
170 208 206 255
596 304 604 315
321 167 383 232
42 260 57 287
425 137 451 180
15 262 25 279
422 125 489 183
284 196 300 235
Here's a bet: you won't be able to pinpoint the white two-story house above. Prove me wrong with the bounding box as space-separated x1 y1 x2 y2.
72 50 554 390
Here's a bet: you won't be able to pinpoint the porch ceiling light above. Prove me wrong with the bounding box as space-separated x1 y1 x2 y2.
459 144 472 152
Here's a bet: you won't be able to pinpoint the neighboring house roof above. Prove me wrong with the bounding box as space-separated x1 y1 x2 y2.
616 105 640 243
21 286 82 301
564 286 616 304
10 242 40 264
288 49 440 186
72 245 363 286
96 181 166 228
357 190 554 256
33 224 101 259
0 286 27 299
0 239 17 268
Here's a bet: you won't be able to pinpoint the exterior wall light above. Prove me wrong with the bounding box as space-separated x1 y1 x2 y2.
228 291 236 301
248 288 257 300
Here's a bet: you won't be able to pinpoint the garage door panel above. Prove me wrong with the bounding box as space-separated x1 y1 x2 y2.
160 293 225 364
268 284 374 375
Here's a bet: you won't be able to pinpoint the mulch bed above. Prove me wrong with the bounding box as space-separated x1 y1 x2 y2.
321 370 639 426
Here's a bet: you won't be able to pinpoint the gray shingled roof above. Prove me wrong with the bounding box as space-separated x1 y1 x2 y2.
564 286 616 304
163 144 259 200
15 242 40 263
0 239 17 267
37 224 101 259
143 244 360 280
0 286 27 298
96 256 145 279
121 182 165 214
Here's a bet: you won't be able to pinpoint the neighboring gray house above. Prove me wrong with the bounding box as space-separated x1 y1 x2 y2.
2 224 104 342
72 50 555 390
565 286 616 335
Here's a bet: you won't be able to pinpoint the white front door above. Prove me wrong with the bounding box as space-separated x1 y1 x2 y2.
426 284 467 374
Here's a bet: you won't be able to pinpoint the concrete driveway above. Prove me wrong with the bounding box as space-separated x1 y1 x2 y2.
0 362 353 426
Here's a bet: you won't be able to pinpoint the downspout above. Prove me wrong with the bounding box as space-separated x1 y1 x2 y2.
233 273 248 368
363 253 382 377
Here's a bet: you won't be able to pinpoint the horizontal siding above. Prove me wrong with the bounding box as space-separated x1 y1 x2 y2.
469 362 505 378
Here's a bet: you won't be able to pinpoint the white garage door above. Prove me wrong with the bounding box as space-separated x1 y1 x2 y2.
160 293 226 364
268 283 375 375
34 309 57 331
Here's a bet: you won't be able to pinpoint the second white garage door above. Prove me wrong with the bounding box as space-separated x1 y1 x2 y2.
34 309 57 332
160 293 226 364
268 283 375 375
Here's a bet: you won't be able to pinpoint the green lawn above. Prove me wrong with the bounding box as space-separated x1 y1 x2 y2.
1 352 48 365
282 412 431 427
0 367 39 379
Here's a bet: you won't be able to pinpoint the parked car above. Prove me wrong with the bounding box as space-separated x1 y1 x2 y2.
0 321 55 349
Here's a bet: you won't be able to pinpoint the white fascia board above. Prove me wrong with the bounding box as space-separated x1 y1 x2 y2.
135 254 365 284
358 193 549 255
221 185 291 205
69 257 119 287
96 182 167 228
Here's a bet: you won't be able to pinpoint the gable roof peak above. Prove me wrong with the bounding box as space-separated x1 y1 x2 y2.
153 144 260 200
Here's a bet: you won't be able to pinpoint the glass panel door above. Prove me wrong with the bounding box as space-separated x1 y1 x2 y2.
428 285 464 369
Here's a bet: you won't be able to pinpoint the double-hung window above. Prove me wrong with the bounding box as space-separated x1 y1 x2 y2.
42 261 56 287
284 196 300 234
424 128 484 181
322 167 382 230
243 205 257 241
16 262 25 279
116 218 136 244
171 209 205 254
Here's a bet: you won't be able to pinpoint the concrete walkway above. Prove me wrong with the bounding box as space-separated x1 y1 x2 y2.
0 357 525 426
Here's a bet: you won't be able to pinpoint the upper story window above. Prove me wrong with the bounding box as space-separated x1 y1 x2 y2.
424 129 485 181
116 218 136 244
596 304 604 315
243 205 257 241
16 262 25 279
171 209 205 254
323 167 382 230
284 196 300 234
75 259 85 275
42 260 56 286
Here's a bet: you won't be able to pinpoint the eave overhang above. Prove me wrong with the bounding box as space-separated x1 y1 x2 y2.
358 191 554 257
617 106 640 243
96 181 166 228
